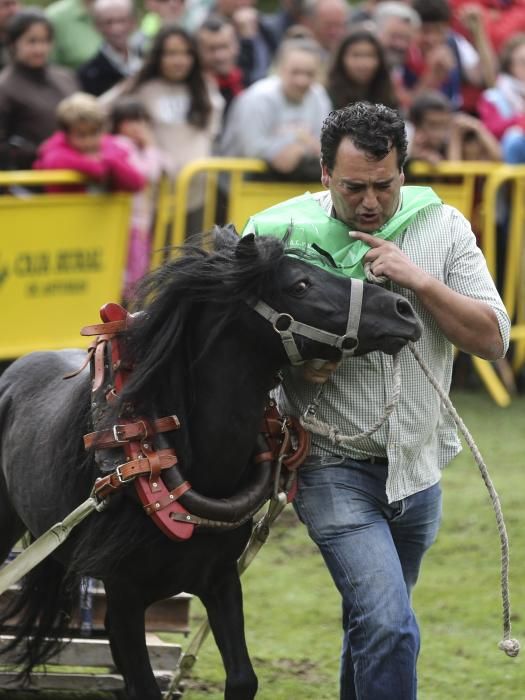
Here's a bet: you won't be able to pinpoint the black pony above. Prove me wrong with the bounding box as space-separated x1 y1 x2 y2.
0 229 421 699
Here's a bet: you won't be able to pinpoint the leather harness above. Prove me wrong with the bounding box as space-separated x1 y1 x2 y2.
75 302 310 541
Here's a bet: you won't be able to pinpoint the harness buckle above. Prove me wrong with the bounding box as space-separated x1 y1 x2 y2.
112 420 148 443
115 464 135 484
112 424 128 442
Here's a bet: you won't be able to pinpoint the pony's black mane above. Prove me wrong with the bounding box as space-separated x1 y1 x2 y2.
122 230 285 404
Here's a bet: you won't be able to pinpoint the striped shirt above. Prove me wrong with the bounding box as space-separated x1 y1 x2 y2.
275 189 511 503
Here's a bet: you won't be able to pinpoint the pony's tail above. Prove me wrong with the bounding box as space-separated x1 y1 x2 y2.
0 555 76 684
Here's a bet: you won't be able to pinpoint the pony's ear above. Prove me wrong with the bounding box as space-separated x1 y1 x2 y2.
224 223 239 237
235 233 259 260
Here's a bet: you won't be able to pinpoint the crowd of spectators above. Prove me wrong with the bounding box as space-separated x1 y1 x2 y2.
0 0 524 290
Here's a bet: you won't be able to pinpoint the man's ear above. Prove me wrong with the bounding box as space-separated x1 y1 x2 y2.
321 162 330 188
400 169 405 186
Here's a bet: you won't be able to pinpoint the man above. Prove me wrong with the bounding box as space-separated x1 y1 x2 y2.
409 0 494 111
202 0 277 86
220 37 331 180
375 1 421 70
374 1 422 113
197 15 244 116
450 0 525 54
0 0 19 70
245 102 510 698
406 89 500 164
300 0 350 74
78 0 141 96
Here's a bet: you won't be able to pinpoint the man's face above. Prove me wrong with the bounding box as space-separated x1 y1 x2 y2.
321 138 404 232
310 0 348 52
418 21 448 55
94 4 135 52
279 48 318 102
418 109 451 149
0 0 19 33
197 25 237 76
378 16 415 68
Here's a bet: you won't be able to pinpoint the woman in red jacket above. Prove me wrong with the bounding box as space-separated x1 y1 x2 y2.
33 91 145 193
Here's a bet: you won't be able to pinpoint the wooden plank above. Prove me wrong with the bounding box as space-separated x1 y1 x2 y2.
0 584 192 634
0 634 181 670
0 668 174 691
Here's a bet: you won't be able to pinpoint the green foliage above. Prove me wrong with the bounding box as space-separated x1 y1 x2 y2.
181 391 525 699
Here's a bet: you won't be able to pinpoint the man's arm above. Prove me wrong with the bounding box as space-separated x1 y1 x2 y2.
350 230 505 360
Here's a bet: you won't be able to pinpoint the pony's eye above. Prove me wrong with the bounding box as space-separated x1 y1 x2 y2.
290 279 310 295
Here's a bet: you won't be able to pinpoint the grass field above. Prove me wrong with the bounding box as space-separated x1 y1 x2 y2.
179 390 525 700
1 390 523 700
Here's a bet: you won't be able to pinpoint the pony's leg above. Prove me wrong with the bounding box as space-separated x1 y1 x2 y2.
201 567 258 700
104 580 162 700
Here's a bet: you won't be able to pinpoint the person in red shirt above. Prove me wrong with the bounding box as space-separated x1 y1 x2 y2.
451 0 525 53
196 14 245 118
33 91 145 193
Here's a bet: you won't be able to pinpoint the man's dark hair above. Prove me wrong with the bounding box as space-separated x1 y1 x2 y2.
409 90 452 126
412 0 451 24
199 14 232 34
321 102 408 172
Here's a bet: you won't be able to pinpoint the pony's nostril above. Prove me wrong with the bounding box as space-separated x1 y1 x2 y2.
396 298 413 317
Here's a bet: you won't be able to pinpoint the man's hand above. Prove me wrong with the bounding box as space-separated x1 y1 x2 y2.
350 231 429 291
302 359 340 384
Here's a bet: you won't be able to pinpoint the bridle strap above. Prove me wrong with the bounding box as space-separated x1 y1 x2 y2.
345 277 363 344
251 277 364 365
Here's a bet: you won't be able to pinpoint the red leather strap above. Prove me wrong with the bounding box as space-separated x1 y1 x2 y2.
92 338 108 392
143 481 192 515
81 319 129 336
135 475 194 540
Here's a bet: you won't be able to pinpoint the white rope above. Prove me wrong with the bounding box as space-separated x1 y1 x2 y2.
300 352 401 447
408 342 520 658
366 261 519 656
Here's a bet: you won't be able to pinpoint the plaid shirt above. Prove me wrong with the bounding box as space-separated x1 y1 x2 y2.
275 190 511 503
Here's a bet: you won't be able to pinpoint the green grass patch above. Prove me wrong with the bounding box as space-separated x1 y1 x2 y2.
181 391 525 699
1 391 523 699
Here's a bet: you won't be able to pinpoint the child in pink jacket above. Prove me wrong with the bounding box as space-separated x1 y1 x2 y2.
33 92 145 193
109 97 168 301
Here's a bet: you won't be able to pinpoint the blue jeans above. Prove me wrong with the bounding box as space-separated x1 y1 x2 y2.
502 128 525 164
294 458 442 700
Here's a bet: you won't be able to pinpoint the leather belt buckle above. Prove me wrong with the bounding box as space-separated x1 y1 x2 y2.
115 464 135 484
112 424 128 442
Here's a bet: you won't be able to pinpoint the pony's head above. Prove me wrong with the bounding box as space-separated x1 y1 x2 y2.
122 228 421 399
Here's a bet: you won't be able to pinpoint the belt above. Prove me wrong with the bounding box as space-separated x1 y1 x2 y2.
359 456 388 465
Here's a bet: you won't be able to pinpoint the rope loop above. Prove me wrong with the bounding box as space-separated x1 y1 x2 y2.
499 638 521 658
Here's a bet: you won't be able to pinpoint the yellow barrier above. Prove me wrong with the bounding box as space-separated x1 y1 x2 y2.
482 165 525 375
4 161 519 403
150 158 322 268
0 171 131 359
407 160 499 219
408 161 517 407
